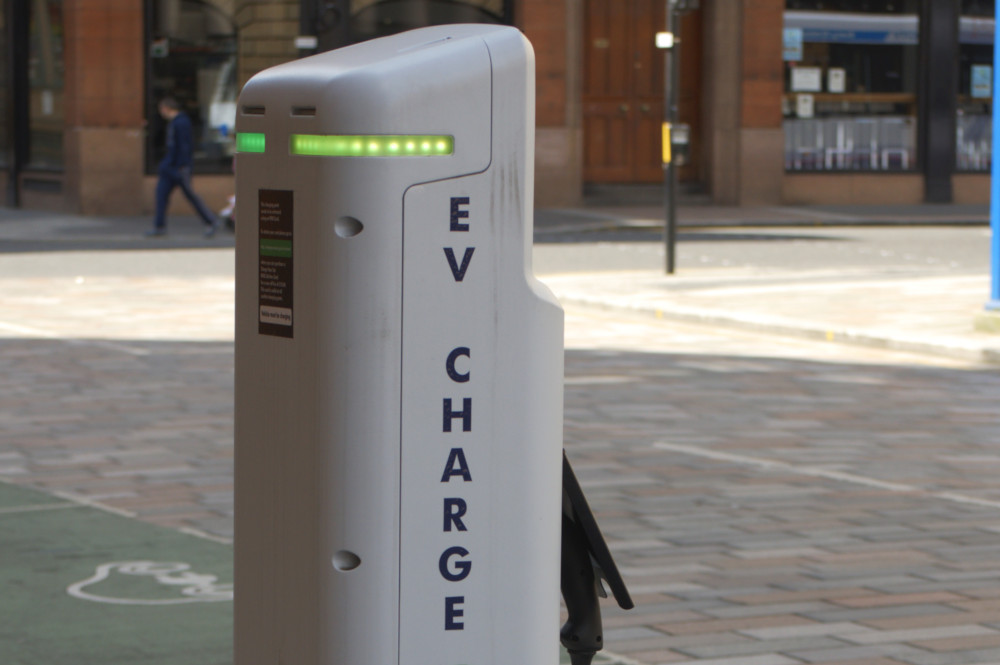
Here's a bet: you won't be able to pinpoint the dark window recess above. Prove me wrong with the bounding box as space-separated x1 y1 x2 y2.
956 0 994 171
22 175 62 193
302 0 515 51
146 0 237 175
28 0 65 170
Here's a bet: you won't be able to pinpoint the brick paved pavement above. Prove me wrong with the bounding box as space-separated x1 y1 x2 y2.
2 242 1000 665
562 308 1000 665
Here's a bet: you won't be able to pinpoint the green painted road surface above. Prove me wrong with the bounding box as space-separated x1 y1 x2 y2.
1 482 232 665
2 481 632 665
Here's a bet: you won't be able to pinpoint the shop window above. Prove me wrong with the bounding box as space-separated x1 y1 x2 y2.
782 0 920 172
147 0 237 175
349 0 510 42
957 0 994 172
28 0 64 170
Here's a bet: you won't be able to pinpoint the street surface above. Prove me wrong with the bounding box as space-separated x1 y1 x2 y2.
1 220 999 664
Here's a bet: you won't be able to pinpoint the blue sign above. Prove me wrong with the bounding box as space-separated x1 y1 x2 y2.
800 28 917 45
972 65 992 99
783 28 803 61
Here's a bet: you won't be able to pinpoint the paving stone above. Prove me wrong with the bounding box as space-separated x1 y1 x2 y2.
604 627 669 642
911 634 1000 652
840 624 998 645
739 622 871 640
787 643 933 664
668 654 801 665
678 636 850 659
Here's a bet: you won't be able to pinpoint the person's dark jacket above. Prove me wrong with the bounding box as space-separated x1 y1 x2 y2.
160 112 195 176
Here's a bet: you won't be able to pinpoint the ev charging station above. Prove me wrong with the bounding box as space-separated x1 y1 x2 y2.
234 24 631 665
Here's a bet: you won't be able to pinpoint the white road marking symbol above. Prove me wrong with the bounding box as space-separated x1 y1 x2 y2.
67 561 233 605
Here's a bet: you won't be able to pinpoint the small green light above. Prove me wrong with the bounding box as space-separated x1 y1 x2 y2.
237 132 266 153
290 134 454 157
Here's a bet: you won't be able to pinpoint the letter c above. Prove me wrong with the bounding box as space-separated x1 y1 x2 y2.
446 347 470 383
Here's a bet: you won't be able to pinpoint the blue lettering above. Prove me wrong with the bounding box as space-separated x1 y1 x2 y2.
445 596 465 630
444 497 468 532
450 197 470 232
443 398 471 432
446 347 471 383
444 247 475 282
440 546 471 582
441 448 472 482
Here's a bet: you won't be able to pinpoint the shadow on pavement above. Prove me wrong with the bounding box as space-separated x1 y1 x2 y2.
0 211 235 254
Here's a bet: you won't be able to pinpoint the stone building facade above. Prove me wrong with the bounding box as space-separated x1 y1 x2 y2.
2 0 993 215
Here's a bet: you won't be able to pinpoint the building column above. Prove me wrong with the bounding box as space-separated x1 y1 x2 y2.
702 0 742 204
920 0 958 203
521 0 581 207
736 0 784 206
63 0 145 214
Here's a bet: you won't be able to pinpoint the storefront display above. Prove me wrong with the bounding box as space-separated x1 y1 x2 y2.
783 0 921 172
146 0 237 175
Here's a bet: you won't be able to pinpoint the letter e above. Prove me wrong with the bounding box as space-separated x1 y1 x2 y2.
445 596 465 630
450 197 470 232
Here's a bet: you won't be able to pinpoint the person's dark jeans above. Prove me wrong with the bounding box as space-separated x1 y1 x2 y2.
154 166 217 230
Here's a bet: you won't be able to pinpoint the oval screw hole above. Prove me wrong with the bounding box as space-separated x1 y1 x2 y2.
335 216 363 238
332 550 361 571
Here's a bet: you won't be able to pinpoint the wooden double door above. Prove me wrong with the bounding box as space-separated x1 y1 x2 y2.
583 0 701 184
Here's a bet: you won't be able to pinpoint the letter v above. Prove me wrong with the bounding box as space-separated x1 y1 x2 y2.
444 247 475 282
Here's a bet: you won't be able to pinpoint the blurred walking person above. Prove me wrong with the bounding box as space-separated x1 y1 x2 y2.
147 97 220 237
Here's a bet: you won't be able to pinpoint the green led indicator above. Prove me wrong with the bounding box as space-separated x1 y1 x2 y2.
237 132 266 153
290 134 454 157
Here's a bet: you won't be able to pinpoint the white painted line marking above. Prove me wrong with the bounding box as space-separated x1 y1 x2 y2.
0 480 231 546
654 441 1000 510
0 502 81 515
179 527 233 545
46 487 137 518
67 561 232 605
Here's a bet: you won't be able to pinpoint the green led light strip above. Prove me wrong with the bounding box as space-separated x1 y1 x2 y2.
236 132 266 153
290 134 454 157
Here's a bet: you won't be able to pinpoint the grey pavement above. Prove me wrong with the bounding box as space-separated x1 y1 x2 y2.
2 203 1000 665
534 206 999 365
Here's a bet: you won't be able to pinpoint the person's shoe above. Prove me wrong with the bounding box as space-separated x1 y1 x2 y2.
204 218 220 238
144 228 167 237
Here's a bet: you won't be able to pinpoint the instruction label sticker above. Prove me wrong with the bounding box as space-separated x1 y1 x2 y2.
258 189 293 338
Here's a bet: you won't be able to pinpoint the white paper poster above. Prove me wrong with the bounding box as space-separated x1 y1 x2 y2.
791 67 822 93
796 94 815 119
827 68 846 94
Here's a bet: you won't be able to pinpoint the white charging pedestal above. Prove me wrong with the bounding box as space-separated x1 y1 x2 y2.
234 24 564 665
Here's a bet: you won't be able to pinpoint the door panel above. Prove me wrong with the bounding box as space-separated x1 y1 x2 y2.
631 0 664 100
583 0 699 185
583 0 631 99
582 100 633 182
634 100 664 181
